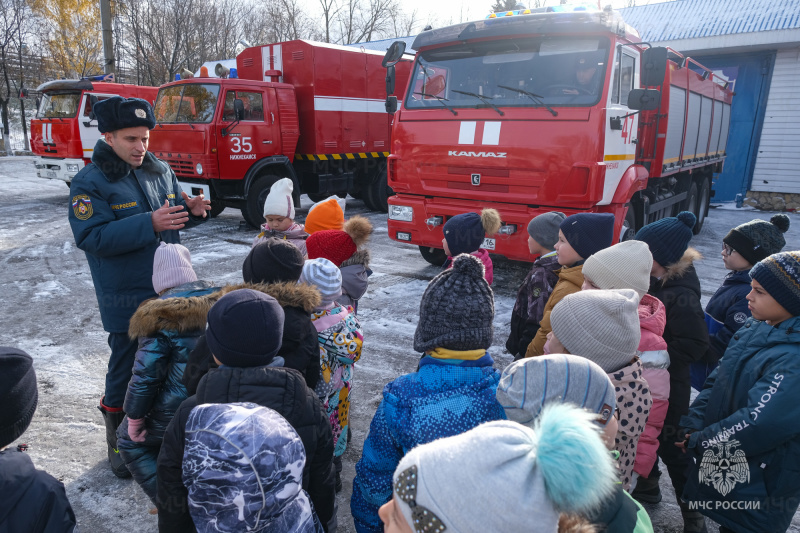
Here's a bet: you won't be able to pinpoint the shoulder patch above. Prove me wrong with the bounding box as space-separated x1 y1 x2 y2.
734 312 748 324
72 195 93 220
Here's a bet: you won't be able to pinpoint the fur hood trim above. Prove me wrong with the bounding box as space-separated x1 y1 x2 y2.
129 294 216 338
92 139 167 182
558 515 596 533
340 249 370 269
661 247 702 283
344 215 373 247
215 281 321 313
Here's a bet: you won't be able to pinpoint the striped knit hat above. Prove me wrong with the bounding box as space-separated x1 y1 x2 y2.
749 251 800 317
299 258 342 308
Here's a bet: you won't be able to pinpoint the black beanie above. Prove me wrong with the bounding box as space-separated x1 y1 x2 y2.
94 96 156 133
206 289 285 367
724 214 790 266
635 211 696 267
0 347 38 449
243 239 305 284
559 213 616 260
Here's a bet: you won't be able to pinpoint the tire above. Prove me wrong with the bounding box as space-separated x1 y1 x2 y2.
684 181 699 225
242 175 280 228
306 192 329 203
373 161 393 213
362 175 380 211
208 202 225 218
692 178 711 235
621 203 637 242
419 245 447 266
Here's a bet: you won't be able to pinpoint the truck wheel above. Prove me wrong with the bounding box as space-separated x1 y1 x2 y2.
208 202 225 218
367 161 392 213
693 178 711 235
621 204 637 241
306 193 329 203
684 182 699 223
419 245 447 267
242 175 279 228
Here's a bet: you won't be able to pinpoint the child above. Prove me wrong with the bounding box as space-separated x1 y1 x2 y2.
506 211 565 359
546 289 651 491
304 195 347 235
497 354 654 532
0 347 77 532
253 177 309 257
680 251 800 533
156 289 335 531
632 211 708 533
691 214 790 390
581 240 671 492
379 405 617 533
183 403 325 533
116 242 218 504
306 215 373 309
525 212 616 357
351 254 506 533
241 238 322 388
299 258 364 491
441 208 501 284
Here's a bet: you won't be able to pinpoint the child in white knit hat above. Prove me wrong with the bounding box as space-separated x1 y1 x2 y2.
379 404 619 533
581 240 670 493
253 177 308 257
545 288 651 492
299 257 363 491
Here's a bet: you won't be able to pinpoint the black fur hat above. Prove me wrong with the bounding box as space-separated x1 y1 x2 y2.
95 96 156 133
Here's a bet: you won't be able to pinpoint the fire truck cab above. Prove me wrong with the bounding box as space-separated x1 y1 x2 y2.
30 80 157 185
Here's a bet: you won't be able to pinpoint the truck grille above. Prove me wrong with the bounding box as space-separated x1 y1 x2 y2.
167 160 195 177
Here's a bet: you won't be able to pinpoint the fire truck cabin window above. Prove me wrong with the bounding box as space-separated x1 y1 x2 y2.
223 91 264 121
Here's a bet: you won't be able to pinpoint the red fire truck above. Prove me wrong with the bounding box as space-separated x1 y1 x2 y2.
30 79 157 185
383 4 733 264
148 40 412 226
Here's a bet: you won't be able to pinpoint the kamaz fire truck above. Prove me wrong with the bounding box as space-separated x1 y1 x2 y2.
30 78 158 185
383 4 733 264
148 40 412 226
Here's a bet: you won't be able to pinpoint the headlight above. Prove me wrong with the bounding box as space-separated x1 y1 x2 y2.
196 163 203 175
66 163 79 172
388 205 413 222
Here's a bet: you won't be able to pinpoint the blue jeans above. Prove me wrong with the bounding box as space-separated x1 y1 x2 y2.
105 332 138 408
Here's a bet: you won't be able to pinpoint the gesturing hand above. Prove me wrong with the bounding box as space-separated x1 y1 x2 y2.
182 191 212 218
152 199 189 232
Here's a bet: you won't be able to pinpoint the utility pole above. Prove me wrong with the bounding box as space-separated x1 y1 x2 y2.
99 0 115 75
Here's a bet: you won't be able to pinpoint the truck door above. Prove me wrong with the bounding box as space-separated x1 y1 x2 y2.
78 93 114 162
601 46 640 204
217 89 276 180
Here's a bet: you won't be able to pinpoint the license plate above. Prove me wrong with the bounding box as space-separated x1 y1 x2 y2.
482 237 495 250
44 170 57 179
396 232 411 241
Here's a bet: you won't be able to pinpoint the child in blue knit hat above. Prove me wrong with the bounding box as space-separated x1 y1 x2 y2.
524 212 615 357
691 215 790 390
632 211 709 533
441 208 501 284
679 251 800 533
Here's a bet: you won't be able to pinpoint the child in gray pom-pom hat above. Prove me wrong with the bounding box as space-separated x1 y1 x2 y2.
351 254 506 533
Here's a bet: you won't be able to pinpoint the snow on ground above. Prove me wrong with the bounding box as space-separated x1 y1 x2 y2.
1 155 799 532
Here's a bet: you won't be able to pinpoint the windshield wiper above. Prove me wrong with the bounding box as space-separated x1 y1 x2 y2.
451 90 504 116
413 92 458 115
497 85 558 117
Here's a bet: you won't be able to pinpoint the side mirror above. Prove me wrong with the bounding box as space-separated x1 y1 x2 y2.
382 41 406 68
234 98 245 121
641 47 668 87
627 88 661 111
385 95 398 114
386 65 396 96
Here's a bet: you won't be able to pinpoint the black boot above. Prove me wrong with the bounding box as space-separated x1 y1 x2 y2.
631 473 662 504
99 399 131 478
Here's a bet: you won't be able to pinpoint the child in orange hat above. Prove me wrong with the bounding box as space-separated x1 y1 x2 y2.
304 195 346 235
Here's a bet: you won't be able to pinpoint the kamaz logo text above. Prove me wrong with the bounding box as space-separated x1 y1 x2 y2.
448 151 507 158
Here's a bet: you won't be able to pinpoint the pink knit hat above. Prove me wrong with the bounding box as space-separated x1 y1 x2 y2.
152 242 197 293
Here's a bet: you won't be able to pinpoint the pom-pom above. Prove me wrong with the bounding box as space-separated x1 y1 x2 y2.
771 214 790 233
531 403 616 514
451 253 485 278
480 208 502 236
676 211 697 230
344 215 373 246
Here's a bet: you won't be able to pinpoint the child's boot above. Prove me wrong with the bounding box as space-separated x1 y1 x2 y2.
98 398 131 478
631 472 662 503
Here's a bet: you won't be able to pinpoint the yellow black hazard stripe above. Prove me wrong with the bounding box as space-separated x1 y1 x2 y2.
294 152 390 161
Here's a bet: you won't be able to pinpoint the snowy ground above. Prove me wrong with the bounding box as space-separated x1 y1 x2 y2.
2 155 799 533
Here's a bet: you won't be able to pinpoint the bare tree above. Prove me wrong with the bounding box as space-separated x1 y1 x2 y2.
0 0 24 153
336 0 399 44
390 8 420 38
318 0 341 43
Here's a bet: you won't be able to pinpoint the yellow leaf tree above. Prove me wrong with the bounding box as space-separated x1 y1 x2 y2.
31 0 104 78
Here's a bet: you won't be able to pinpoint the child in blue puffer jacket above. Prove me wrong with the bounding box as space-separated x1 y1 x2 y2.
350 254 506 533
680 251 800 533
116 243 218 504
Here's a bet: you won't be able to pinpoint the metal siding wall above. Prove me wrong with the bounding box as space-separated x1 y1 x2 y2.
684 92 702 160
751 47 800 193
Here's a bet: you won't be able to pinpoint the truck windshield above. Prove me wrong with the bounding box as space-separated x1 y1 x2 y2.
154 83 220 123
405 37 609 111
37 92 81 118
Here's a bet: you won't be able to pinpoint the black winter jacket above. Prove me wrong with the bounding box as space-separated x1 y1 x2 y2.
156 365 335 532
0 449 77 533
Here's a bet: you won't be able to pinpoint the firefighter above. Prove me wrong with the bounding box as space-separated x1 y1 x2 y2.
68 96 211 478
